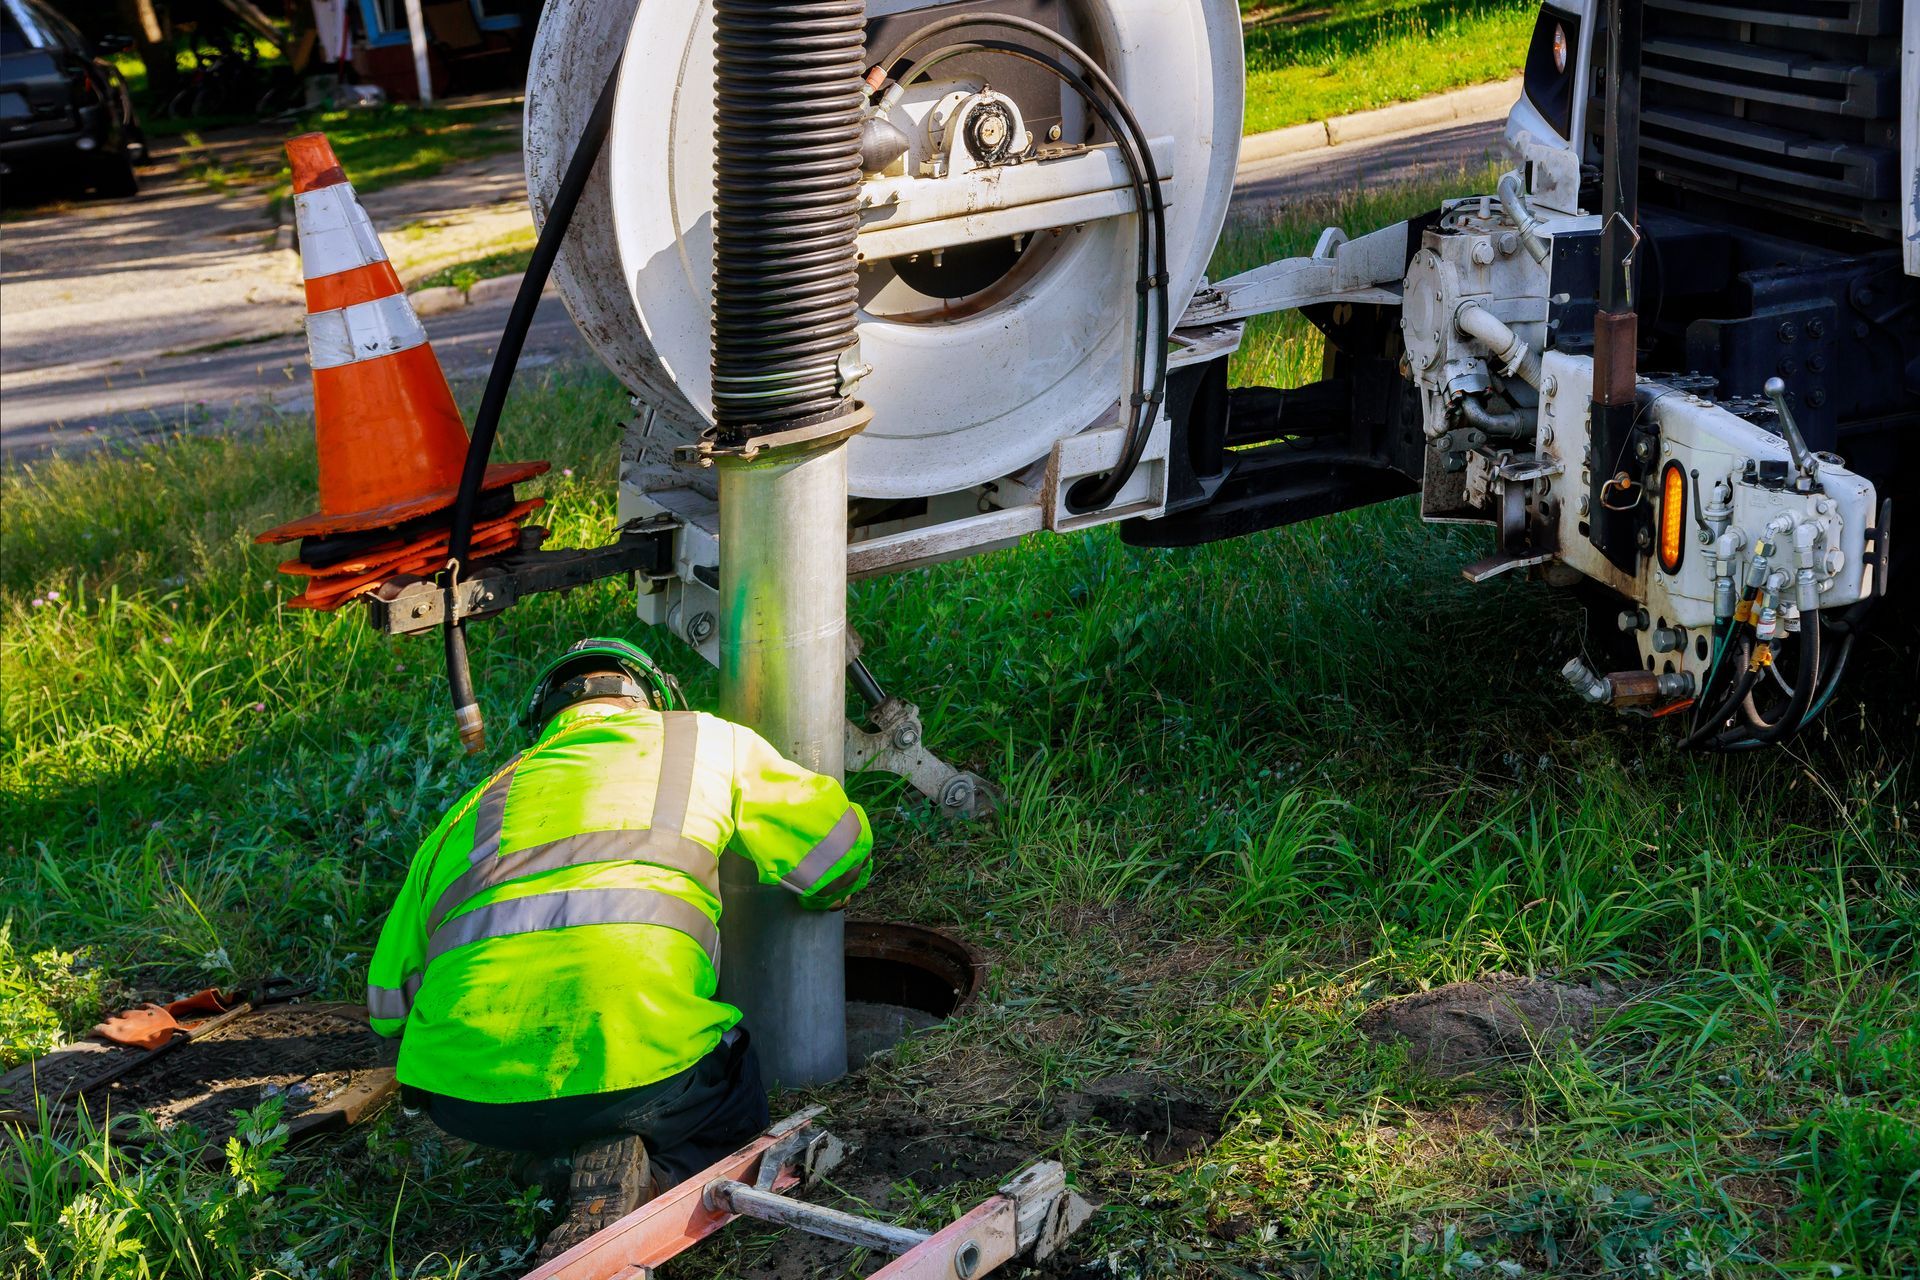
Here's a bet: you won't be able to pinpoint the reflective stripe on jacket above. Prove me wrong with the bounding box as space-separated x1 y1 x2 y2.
365 701 873 1103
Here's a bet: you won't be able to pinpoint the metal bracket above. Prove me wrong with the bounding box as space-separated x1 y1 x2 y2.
1463 453 1564 582
675 403 873 467
846 698 997 820
755 1122 845 1192
366 518 680 636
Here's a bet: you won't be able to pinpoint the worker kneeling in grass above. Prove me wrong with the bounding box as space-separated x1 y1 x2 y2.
366 637 873 1256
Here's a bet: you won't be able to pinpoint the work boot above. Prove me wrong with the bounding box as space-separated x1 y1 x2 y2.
535 1135 653 1262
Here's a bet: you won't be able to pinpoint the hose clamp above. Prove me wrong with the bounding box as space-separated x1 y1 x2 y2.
678 401 874 466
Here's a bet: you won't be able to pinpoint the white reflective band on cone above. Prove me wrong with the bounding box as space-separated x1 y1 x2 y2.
306 294 429 370
295 182 390 280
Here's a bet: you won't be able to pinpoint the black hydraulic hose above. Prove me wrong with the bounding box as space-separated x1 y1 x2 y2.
898 39 1161 512
847 655 888 711
1798 630 1856 726
1715 623 1855 751
1724 620 1822 749
879 16 1168 512
1682 636 1759 749
1687 621 1737 734
440 56 624 753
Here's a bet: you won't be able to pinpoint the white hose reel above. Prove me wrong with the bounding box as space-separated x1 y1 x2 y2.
528 0 1245 500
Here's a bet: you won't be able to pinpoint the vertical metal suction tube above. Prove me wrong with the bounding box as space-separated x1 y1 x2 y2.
710 0 867 1088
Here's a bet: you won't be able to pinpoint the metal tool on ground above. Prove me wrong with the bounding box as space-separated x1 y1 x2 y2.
87 982 315 1050
522 1108 1093 1280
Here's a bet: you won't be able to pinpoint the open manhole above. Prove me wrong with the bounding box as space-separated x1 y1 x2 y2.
844 920 985 1068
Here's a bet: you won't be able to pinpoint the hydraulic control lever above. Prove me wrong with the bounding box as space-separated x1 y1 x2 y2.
1763 377 1820 490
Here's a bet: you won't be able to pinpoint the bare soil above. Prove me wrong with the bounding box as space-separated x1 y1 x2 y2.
658 1072 1223 1279
104 1005 395 1131
1356 975 1632 1074
1049 1071 1224 1163
3 1003 396 1150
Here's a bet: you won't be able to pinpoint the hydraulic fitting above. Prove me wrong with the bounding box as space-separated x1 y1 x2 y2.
1793 521 1821 613
1561 657 1612 704
1563 658 1695 708
1497 170 1551 264
1714 577 1737 623
1703 476 1734 539
1744 539 1775 591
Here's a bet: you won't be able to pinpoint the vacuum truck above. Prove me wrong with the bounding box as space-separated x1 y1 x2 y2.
351 0 1914 792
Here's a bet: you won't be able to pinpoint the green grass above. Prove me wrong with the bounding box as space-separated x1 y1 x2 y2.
1240 0 1536 135
3 168 1918 1279
411 231 538 294
267 103 520 208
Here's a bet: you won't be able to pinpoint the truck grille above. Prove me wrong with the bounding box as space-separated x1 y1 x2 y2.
1631 0 1905 237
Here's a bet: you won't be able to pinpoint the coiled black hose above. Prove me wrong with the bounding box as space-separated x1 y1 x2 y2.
711 0 867 439
441 56 623 753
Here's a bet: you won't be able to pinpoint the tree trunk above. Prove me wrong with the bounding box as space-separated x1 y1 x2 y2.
117 0 176 101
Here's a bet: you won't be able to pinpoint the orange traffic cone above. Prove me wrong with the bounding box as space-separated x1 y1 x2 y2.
259 131 547 542
258 132 548 610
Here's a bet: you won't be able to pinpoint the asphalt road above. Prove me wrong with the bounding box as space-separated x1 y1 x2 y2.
1233 116 1509 211
0 112 1508 463
0 288 586 461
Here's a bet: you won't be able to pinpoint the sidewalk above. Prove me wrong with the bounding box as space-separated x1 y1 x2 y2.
1240 77 1521 165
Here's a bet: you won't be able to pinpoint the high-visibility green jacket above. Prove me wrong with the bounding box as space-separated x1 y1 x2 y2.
366 701 872 1103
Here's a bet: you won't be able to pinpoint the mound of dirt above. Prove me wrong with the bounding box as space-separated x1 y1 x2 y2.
1357 975 1630 1074
1052 1072 1224 1161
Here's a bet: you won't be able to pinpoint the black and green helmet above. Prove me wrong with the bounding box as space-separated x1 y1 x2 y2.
523 637 685 733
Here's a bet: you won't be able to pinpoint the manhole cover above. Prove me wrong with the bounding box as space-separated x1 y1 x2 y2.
0 1001 398 1154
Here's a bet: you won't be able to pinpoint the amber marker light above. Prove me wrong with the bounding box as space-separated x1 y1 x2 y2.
1658 461 1687 573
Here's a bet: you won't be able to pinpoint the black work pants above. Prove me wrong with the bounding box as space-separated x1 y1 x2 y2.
416 1027 770 1188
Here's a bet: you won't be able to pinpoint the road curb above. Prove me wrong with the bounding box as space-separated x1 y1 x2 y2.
1239 77 1522 165
411 273 528 316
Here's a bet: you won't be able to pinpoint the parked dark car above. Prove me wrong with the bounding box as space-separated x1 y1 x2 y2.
0 0 145 197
